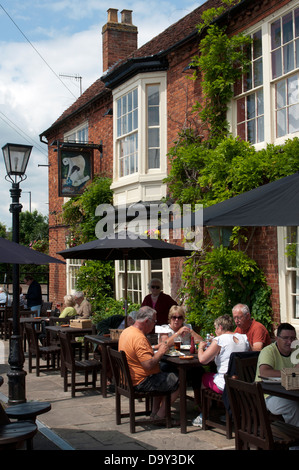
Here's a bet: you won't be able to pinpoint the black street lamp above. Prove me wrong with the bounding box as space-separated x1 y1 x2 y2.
2 143 32 404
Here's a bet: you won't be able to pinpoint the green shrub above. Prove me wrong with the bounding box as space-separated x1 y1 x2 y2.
181 247 272 336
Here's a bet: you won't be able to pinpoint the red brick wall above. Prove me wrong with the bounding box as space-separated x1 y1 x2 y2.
46 93 113 305
102 27 138 71
245 227 280 325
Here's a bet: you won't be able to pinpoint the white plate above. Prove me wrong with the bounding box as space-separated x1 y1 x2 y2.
180 345 190 350
165 351 184 357
261 376 281 383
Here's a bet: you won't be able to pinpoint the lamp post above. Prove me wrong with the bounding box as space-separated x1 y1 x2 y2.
2 143 32 404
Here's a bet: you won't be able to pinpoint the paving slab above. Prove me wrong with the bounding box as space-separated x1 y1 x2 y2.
0 339 235 455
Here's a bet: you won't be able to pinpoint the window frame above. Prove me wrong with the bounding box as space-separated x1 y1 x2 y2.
278 226 299 328
64 121 89 143
112 72 167 186
229 1 299 148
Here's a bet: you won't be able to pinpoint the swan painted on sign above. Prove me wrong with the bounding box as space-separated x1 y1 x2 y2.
62 154 90 187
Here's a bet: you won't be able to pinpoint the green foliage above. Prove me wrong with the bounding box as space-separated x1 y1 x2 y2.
165 132 211 206
0 222 7 238
62 176 113 244
91 297 140 326
191 24 252 142
181 247 272 336
62 176 115 305
75 260 115 306
197 0 241 33
19 210 49 247
165 136 299 208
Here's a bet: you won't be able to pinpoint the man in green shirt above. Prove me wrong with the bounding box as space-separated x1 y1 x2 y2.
255 323 299 426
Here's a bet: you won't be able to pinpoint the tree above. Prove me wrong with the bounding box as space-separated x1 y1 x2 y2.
0 222 7 238
19 210 48 249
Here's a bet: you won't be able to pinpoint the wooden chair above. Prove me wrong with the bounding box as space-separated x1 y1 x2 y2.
201 388 233 439
225 375 299 450
108 347 172 433
47 317 82 359
59 332 101 397
234 354 259 382
201 351 260 439
25 322 61 376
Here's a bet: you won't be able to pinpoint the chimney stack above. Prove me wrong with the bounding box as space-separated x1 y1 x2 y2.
102 8 138 73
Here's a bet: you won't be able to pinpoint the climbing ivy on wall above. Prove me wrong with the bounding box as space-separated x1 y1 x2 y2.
165 1 288 332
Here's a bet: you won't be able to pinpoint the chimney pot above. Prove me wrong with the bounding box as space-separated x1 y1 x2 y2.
121 9 133 25
107 8 118 23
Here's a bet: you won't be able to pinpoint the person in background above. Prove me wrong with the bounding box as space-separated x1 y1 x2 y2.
118 311 138 329
59 295 77 318
255 323 299 426
0 287 10 305
119 306 179 422
141 278 177 326
232 303 271 351
192 314 249 427
96 311 137 335
74 291 92 318
24 275 42 315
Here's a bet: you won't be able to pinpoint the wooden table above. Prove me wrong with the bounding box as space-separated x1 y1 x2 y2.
84 334 118 398
45 325 93 338
261 381 299 401
163 352 201 433
9 316 50 351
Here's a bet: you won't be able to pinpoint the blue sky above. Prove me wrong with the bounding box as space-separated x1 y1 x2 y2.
0 0 203 231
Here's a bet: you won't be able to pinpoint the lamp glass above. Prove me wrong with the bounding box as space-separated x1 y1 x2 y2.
2 143 32 176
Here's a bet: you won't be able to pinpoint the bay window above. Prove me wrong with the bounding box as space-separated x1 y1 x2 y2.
232 4 299 145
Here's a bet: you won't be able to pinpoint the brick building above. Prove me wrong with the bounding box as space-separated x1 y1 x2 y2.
40 0 299 330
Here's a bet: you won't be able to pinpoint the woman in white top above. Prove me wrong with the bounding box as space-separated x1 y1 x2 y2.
156 305 204 407
156 305 203 346
192 314 249 427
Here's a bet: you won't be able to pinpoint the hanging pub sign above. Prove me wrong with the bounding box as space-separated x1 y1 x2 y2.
58 146 94 197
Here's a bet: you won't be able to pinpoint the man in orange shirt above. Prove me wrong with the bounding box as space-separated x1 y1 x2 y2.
232 303 271 351
118 306 179 420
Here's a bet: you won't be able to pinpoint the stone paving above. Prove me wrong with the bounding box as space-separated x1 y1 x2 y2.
0 339 235 453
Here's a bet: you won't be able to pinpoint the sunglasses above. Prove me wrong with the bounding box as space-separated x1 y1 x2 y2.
151 285 160 289
172 316 183 320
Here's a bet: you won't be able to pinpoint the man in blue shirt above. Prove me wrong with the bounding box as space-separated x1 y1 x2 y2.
24 275 42 315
